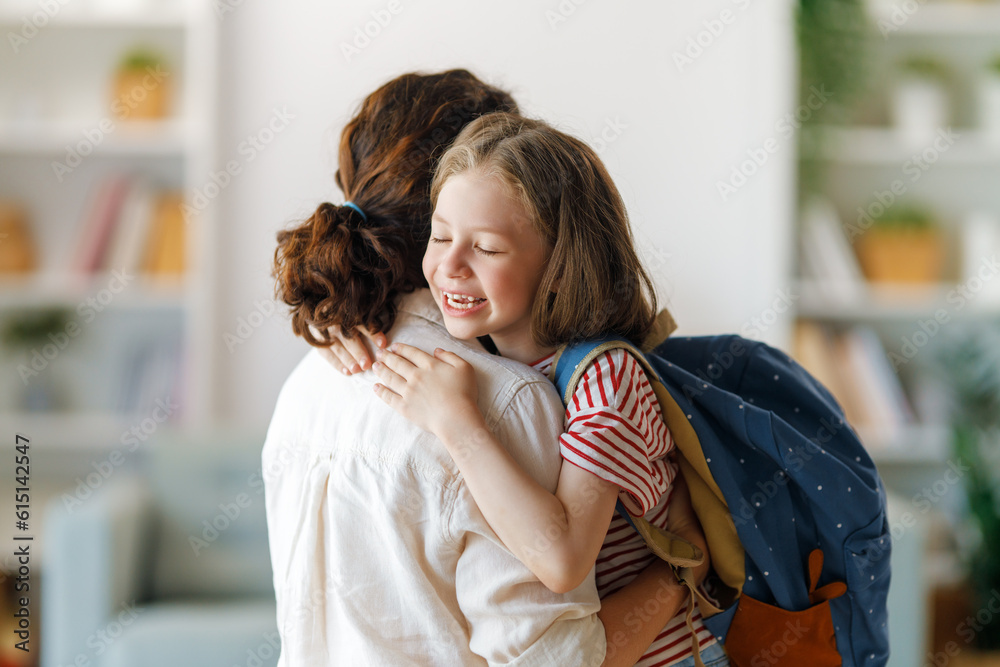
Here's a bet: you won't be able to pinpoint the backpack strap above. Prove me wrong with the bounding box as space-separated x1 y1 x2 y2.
551 338 704 563
552 338 723 667
640 307 679 352
614 499 703 567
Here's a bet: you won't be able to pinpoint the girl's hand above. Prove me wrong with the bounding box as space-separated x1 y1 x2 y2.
372 343 483 440
318 325 388 375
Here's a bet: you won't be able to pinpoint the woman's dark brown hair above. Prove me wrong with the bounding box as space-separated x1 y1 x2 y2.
273 70 517 346
430 112 657 348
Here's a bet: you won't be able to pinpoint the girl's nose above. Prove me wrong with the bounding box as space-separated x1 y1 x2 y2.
441 247 471 279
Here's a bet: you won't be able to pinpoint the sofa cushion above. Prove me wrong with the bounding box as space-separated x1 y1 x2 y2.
98 600 278 667
145 429 274 599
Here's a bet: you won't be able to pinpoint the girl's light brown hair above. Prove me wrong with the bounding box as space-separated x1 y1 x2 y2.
430 112 657 348
273 70 517 347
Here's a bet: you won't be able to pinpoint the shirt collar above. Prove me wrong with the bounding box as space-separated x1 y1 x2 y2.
398 289 444 326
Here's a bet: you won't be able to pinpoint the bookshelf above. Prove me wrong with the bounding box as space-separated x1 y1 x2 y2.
794 1 1000 469
795 11 1000 660
804 126 1000 165
0 1 217 450
795 280 1000 320
0 118 191 155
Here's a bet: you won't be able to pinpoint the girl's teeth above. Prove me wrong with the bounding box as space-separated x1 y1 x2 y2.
445 292 484 309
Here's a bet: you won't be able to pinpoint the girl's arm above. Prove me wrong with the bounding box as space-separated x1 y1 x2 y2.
374 343 715 664
598 559 687 667
598 477 712 667
664 472 712 587
372 343 620 594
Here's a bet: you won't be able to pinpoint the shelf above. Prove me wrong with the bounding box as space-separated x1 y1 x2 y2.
803 126 1000 165
0 272 186 310
858 422 951 465
869 1 1000 36
2 410 136 450
0 119 193 156
0 0 215 430
0 7 192 29
795 280 1000 320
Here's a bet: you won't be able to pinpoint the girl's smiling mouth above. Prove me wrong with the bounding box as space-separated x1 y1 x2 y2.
441 290 488 315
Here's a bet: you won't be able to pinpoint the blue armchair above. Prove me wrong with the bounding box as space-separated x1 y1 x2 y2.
41 430 278 667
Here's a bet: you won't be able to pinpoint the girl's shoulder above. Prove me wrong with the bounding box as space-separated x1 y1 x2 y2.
574 345 656 410
579 344 648 379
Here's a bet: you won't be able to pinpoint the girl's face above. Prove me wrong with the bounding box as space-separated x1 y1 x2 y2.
423 170 552 363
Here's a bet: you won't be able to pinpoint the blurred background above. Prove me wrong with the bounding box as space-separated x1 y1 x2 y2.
0 0 998 665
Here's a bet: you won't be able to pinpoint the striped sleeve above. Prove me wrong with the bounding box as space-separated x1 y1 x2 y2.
559 348 676 516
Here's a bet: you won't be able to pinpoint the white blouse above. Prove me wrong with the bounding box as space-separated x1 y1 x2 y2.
263 290 607 666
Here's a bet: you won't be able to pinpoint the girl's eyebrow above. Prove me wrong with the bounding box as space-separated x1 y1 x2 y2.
432 213 510 238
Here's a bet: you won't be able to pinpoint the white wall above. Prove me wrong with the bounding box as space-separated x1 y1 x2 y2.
213 0 797 426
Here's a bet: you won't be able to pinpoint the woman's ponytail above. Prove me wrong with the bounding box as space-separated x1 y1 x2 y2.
274 202 422 347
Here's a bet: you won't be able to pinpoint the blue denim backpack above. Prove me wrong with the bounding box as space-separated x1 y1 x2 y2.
551 334 891 667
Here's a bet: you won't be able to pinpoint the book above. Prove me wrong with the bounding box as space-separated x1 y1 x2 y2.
0 199 36 274
837 326 914 447
792 320 851 416
142 192 185 276
800 197 867 303
73 175 132 275
103 178 157 274
852 326 915 425
961 211 1000 304
117 338 182 419
793 321 915 450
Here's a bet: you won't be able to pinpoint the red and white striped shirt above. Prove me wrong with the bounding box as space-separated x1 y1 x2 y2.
532 348 717 667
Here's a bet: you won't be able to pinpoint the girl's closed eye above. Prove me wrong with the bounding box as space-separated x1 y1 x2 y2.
429 236 498 256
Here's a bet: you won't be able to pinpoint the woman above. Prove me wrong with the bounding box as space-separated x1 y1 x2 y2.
267 69 697 666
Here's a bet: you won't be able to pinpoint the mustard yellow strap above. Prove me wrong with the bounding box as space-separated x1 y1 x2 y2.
658 394 746 606
675 570 705 667
641 307 679 352
630 514 704 568
687 595 705 667
552 338 745 615
675 566 725 618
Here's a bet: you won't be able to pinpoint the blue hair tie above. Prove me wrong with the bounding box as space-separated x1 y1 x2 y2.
343 201 368 222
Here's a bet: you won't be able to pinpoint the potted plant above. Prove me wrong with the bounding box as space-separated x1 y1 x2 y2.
0 309 71 411
111 48 170 121
795 0 871 199
854 204 945 283
977 54 1000 143
933 326 1000 655
890 56 951 148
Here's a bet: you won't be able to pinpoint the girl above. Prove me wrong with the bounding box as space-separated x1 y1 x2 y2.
370 112 728 667
274 71 708 667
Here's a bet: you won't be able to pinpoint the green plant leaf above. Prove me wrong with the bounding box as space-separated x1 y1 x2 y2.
989 54 1000 75
0 309 71 349
870 203 936 231
119 48 164 71
899 56 950 80
934 326 1000 649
